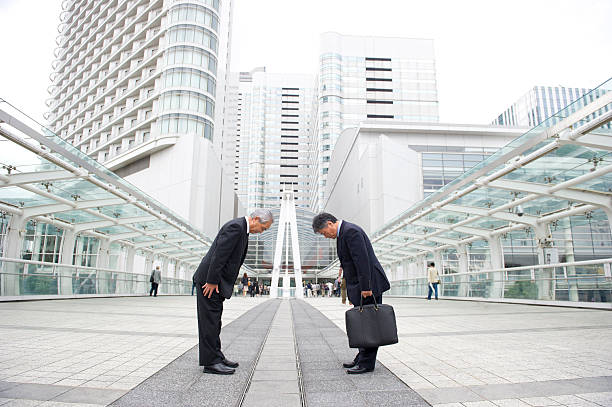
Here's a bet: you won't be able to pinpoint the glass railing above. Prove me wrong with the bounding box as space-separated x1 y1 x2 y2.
0 257 193 297
388 259 612 304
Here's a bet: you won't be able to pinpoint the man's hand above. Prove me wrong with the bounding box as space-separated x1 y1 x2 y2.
202 283 219 298
361 290 373 298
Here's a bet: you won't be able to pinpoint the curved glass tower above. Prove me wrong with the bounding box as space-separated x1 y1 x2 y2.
45 0 240 239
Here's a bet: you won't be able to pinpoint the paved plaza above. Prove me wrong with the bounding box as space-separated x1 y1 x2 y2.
0 296 610 406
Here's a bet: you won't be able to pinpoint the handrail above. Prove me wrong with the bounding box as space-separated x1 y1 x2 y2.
0 256 192 282
438 258 612 278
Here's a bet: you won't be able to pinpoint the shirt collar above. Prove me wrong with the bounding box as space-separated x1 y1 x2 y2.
245 216 250 234
337 220 342 238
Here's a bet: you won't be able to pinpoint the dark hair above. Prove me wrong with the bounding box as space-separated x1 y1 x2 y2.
312 212 338 232
428 262 435 267
243 272 248 278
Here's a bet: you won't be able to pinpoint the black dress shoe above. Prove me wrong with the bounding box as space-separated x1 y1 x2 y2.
342 360 358 368
346 365 374 374
222 358 239 368
203 363 235 375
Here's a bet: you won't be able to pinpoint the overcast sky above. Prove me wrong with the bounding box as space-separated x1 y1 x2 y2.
1 0 610 125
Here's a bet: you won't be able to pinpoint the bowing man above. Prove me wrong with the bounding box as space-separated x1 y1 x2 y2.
312 212 390 374
193 209 273 374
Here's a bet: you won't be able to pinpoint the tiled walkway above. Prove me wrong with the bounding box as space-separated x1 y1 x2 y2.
0 296 266 406
0 296 611 406
306 297 612 407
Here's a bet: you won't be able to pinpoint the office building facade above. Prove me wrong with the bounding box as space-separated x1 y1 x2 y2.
223 69 316 211
491 86 592 127
45 0 241 238
314 32 440 209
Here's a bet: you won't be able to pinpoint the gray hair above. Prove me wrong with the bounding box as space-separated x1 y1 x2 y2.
250 209 274 224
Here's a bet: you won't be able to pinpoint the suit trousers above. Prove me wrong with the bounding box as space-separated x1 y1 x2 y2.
351 294 383 370
196 285 225 366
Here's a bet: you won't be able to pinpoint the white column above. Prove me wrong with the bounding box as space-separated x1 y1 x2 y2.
161 256 170 295
433 250 443 273
123 245 136 294
457 243 469 297
604 209 612 236
144 252 154 275
1 215 26 296
562 219 579 301
287 192 303 299
58 229 76 295
271 189 304 298
487 236 504 299
534 223 553 300
144 252 154 295
97 238 110 294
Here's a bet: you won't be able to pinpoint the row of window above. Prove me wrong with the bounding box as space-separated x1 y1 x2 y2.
158 113 214 140
168 4 220 31
164 45 217 74
166 24 218 53
162 68 217 95
159 91 215 118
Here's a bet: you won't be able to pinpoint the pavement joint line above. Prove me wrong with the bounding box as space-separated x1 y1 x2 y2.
235 299 282 407
108 299 280 407
0 324 198 338
392 324 612 338
291 301 307 407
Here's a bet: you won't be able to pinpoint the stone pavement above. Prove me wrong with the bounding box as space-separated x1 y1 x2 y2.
0 296 267 406
305 297 612 407
291 298 429 406
1 296 611 407
111 299 280 407
242 300 301 407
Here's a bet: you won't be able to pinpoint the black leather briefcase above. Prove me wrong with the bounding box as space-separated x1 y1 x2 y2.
345 297 398 348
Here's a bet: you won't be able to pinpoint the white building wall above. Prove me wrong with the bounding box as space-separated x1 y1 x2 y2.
324 123 526 235
124 135 243 239
324 129 420 234
47 0 240 239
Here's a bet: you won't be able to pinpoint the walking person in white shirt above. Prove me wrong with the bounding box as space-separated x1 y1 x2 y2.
427 262 440 300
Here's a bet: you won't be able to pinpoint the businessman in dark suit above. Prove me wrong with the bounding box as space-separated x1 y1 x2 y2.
193 209 273 375
312 212 390 374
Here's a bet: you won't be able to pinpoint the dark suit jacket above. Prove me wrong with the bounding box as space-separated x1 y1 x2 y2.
193 217 249 299
337 221 390 305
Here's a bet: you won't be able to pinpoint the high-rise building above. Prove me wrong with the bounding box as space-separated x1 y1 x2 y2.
223 68 316 211
491 86 592 127
314 32 440 210
45 0 241 238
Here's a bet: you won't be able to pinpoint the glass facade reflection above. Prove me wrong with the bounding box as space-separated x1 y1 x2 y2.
46 0 227 171
244 208 336 279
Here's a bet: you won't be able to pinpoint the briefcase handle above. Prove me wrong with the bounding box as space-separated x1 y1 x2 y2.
359 289 379 312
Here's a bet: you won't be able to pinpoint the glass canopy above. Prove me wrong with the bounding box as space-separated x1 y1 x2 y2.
244 207 336 277
0 100 212 266
369 77 612 265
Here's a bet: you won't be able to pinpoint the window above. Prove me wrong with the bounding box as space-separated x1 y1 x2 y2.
367 114 394 119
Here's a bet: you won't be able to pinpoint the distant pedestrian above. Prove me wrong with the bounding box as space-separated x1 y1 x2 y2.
249 279 256 297
150 266 161 297
192 281 196 296
427 262 440 300
339 268 347 305
241 273 248 297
